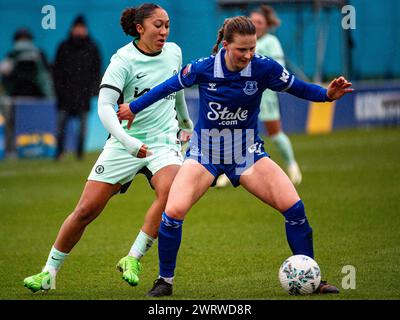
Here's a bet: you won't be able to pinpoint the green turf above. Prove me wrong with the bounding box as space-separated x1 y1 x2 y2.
1 127 399 300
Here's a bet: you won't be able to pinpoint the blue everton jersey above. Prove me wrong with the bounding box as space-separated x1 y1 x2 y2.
178 48 294 135
128 47 329 167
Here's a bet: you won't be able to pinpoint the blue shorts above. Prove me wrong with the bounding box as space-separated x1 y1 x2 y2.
185 138 269 187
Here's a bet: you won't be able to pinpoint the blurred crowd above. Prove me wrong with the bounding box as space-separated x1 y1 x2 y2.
0 15 102 160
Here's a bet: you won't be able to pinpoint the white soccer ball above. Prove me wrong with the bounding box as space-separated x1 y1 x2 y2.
278 255 321 295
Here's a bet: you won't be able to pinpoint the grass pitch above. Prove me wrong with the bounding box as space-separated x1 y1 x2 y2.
1 127 399 300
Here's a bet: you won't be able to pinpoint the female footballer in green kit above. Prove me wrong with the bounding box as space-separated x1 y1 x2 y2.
252 5 302 184
23 3 193 293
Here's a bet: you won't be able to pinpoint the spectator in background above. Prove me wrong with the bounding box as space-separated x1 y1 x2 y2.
54 15 101 160
250 5 302 185
0 28 54 155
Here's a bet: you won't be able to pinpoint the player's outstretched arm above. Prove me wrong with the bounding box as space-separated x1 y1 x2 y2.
285 76 353 102
117 74 184 128
175 90 194 133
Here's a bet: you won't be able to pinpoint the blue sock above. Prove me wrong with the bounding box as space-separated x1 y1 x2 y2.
158 212 184 278
282 200 314 258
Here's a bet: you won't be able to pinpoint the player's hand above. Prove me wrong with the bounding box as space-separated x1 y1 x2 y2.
327 76 354 100
136 144 152 158
179 130 192 154
117 103 136 129
179 130 192 143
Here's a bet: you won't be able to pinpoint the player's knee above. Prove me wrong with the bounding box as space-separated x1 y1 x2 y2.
155 187 170 204
266 121 281 136
72 203 97 225
272 185 300 212
280 198 303 215
165 205 186 220
276 201 295 213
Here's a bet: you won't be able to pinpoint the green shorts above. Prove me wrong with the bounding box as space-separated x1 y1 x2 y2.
258 89 281 122
88 144 183 193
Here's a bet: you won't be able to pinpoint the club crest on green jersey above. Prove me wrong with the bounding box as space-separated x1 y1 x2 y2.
95 165 104 174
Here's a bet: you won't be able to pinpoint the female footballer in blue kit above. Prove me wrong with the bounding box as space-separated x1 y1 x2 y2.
217 5 302 188
118 16 353 297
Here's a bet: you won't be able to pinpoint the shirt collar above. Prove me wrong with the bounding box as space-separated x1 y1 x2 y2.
132 39 162 57
213 48 252 78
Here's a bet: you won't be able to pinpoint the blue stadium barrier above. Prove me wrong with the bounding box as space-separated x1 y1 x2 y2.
11 97 108 159
0 113 5 160
14 98 57 158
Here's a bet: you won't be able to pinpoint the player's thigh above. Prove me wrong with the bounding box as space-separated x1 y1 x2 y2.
151 164 181 199
165 159 215 219
239 157 299 212
82 147 143 217
74 180 121 222
147 145 183 198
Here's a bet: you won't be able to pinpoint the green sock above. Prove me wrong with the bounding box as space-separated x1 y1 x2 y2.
129 230 155 259
270 131 296 166
43 246 69 276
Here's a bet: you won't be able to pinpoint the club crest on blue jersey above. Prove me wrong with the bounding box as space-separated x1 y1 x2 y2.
243 81 258 95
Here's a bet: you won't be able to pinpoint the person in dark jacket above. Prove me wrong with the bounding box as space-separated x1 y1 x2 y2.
1 28 54 98
0 28 54 155
54 15 101 160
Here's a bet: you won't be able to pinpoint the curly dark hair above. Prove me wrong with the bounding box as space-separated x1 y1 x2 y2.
120 3 162 38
